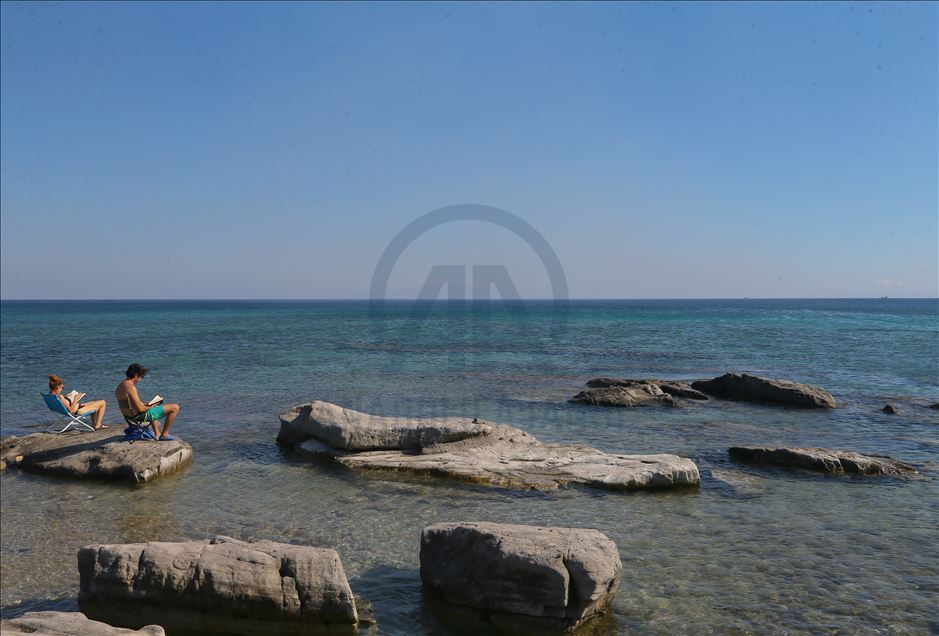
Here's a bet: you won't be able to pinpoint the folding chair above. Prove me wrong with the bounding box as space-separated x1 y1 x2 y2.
41 393 96 433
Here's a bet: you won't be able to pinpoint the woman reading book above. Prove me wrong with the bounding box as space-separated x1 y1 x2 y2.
115 363 181 441
48 373 108 430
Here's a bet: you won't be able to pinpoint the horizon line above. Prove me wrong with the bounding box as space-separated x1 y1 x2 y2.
2 296 937 302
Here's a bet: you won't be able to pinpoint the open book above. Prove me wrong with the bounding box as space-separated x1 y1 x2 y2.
66 390 86 403
147 395 164 407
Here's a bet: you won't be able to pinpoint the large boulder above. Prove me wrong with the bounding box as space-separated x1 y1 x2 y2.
0 611 164 635
691 373 837 408
728 447 916 476
0 430 192 483
277 400 490 450
586 378 709 400
420 521 622 633
77 536 358 634
280 403 699 491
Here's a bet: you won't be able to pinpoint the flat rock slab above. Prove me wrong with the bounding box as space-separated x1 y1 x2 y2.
338 423 699 491
692 373 837 408
570 385 679 408
729 447 916 476
282 402 699 491
0 611 165 635
278 400 490 450
421 521 621 633
0 430 192 483
586 378 709 400
78 536 358 634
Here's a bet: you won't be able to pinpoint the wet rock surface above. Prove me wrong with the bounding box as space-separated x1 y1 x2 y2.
277 400 489 450
585 378 710 400
0 429 192 483
692 373 837 408
420 521 621 633
0 611 165 635
280 402 700 491
728 446 916 476
569 384 678 408
78 536 358 634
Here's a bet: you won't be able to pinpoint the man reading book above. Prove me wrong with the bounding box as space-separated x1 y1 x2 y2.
116 363 181 441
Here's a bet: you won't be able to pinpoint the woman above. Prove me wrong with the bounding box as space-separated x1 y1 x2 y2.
48 374 108 430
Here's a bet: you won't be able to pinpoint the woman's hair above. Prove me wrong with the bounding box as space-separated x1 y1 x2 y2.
48 374 64 391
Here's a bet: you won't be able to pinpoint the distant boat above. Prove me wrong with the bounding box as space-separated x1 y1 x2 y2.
880 296 888 299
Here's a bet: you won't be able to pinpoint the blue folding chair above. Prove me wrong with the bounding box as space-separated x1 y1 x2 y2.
41 393 96 433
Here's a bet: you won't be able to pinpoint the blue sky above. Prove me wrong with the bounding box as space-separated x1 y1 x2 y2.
1 1 936 299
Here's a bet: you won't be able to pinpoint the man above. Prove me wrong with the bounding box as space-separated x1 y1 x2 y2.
116 363 181 441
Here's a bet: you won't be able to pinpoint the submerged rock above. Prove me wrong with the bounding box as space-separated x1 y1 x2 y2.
420 521 621 633
0 611 165 635
691 373 837 408
279 402 699 491
586 378 709 400
78 536 358 634
728 446 916 476
882 404 897 414
0 430 192 483
278 400 489 449
570 384 678 408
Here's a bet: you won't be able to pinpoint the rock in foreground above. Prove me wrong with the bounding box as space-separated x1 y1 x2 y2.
421 522 621 633
729 447 916 476
692 373 837 408
0 430 192 483
78 536 358 634
278 400 490 449
0 611 164 635
281 402 699 491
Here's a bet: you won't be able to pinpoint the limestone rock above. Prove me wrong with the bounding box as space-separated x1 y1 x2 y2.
420 521 621 633
277 400 490 450
569 384 678 408
728 446 915 476
0 430 192 483
692 373 837 408
586 378 709 400
77 536 358 634
279 403 698 491
0 611 164 635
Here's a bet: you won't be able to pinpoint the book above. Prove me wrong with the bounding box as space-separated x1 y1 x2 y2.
147 395 164 407
66 390 86 403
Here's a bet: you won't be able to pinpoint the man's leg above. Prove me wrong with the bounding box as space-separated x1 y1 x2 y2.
161 403 181 437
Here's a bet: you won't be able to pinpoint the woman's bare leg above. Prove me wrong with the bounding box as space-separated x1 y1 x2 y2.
77 400 107 429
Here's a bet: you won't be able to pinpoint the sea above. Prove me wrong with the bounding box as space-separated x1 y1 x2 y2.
1 299 937 634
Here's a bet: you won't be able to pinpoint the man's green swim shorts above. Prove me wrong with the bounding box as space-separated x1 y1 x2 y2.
143 404 166 422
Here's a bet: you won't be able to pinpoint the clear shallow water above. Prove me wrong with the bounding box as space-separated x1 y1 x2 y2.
1 299 938 634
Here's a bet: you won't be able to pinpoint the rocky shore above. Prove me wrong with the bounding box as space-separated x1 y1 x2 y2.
0 429 192 483
278 401 700 491
729 446 917 476
79 536 359 634
421 522 621 632
570 372 838 409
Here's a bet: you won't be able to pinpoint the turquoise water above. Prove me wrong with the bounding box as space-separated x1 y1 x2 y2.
1 299 938 634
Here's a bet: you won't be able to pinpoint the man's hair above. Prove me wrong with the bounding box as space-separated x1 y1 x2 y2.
125 363 149 379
